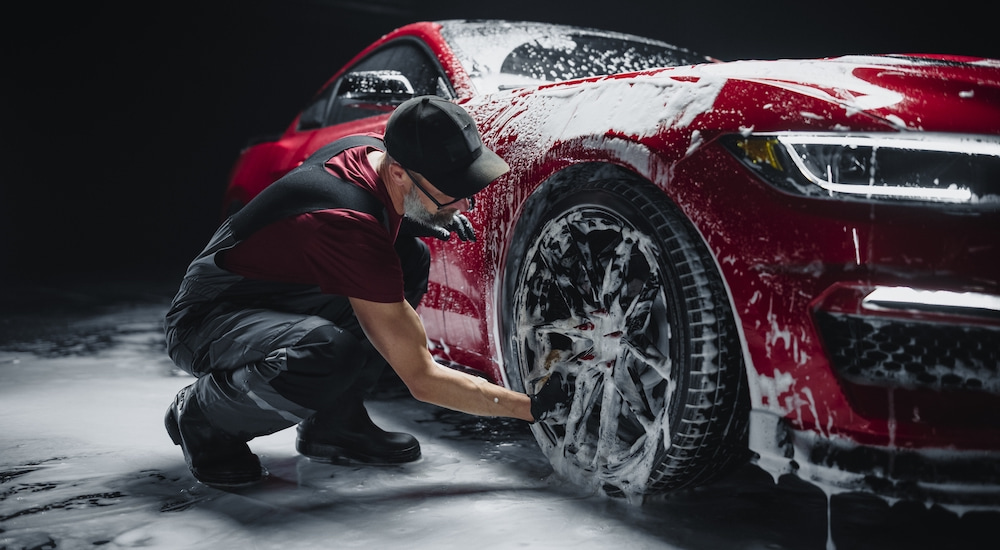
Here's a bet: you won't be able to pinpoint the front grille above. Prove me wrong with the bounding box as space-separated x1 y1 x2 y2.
814 312 1000 395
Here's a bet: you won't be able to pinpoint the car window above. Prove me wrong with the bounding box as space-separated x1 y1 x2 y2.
439 21 710 94
298 39 454 130
500 34 706 84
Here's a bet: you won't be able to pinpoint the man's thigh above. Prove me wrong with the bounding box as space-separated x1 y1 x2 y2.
192 308 345 376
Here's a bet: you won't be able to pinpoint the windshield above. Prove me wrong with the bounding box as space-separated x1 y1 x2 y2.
439 20 711 94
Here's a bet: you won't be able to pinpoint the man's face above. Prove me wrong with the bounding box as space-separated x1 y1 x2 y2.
403 184 458 228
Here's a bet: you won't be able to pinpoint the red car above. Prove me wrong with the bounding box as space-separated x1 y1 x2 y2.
223 20 1000 505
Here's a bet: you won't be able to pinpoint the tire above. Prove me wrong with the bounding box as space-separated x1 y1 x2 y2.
502 175 749 497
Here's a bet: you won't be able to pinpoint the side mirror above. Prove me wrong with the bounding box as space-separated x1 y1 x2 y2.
338 70 415 105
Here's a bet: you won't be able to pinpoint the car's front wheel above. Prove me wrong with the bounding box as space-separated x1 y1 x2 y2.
502 175 749 497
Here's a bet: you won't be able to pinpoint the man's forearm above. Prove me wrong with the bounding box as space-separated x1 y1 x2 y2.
422 362 533 421
352 296 533 421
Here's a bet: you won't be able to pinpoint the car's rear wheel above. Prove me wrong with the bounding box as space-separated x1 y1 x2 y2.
502 175 749 497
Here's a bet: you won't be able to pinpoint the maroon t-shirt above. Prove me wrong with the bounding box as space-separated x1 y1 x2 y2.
221 138 406 303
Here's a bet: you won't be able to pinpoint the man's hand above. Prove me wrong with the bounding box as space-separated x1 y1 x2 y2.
399 214 476 242
530 372 572 423
446 214 476 242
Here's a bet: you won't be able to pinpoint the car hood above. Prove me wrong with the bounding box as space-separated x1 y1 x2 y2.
690 54 1000 133
466 54 1000 175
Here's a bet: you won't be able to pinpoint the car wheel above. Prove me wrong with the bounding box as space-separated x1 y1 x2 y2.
502 175 749 497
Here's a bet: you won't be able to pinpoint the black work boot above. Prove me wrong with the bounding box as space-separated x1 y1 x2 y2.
165 383 266 487
296 402 420 464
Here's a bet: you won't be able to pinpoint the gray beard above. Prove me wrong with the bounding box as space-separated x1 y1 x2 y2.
403 186 456 228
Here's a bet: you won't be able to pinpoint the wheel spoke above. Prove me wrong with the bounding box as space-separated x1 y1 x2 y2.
598 404 668 493
533 217 601 312
612 348 652 422
621 279 672 380
590 224 632 313
593 368 624 462
566 221 603 307
562 365 604 461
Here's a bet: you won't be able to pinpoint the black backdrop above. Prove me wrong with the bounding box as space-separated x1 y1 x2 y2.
4 0 994 285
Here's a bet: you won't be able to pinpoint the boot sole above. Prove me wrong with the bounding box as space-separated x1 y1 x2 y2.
296 440 421 465
192 468 268 489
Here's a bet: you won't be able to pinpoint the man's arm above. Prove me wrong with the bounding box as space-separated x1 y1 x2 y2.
349 296 534 421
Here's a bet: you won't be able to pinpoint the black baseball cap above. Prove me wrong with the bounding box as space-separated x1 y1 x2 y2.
384 95 510 198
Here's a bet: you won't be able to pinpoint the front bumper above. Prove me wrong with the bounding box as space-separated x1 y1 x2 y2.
750 409 1000 508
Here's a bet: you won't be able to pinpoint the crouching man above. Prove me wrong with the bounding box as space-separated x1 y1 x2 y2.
163 96 567 487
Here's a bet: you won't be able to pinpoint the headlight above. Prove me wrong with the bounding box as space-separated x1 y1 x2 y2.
722 132 1000 207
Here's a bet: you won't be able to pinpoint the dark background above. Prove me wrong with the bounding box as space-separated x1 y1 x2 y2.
4 0 996 287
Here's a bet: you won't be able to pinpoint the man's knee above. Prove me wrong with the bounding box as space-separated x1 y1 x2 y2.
287 323 364 372
270 323 375 410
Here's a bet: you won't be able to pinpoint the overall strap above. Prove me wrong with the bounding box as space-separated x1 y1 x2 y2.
230 135 389 240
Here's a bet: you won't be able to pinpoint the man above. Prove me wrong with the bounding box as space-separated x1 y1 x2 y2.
163 95 567 487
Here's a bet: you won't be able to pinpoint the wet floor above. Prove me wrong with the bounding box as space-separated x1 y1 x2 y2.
1 279 997 550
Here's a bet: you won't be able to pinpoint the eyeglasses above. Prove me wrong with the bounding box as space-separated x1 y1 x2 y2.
405 169 474 211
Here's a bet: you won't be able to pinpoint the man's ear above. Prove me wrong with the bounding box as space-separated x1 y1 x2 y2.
387 161 410 189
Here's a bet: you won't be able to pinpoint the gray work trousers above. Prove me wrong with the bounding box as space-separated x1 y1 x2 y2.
164 218 429 440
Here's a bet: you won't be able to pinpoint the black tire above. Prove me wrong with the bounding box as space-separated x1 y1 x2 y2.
502 175 750 497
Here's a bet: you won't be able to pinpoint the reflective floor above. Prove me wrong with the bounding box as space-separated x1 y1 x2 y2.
1 280 996 550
